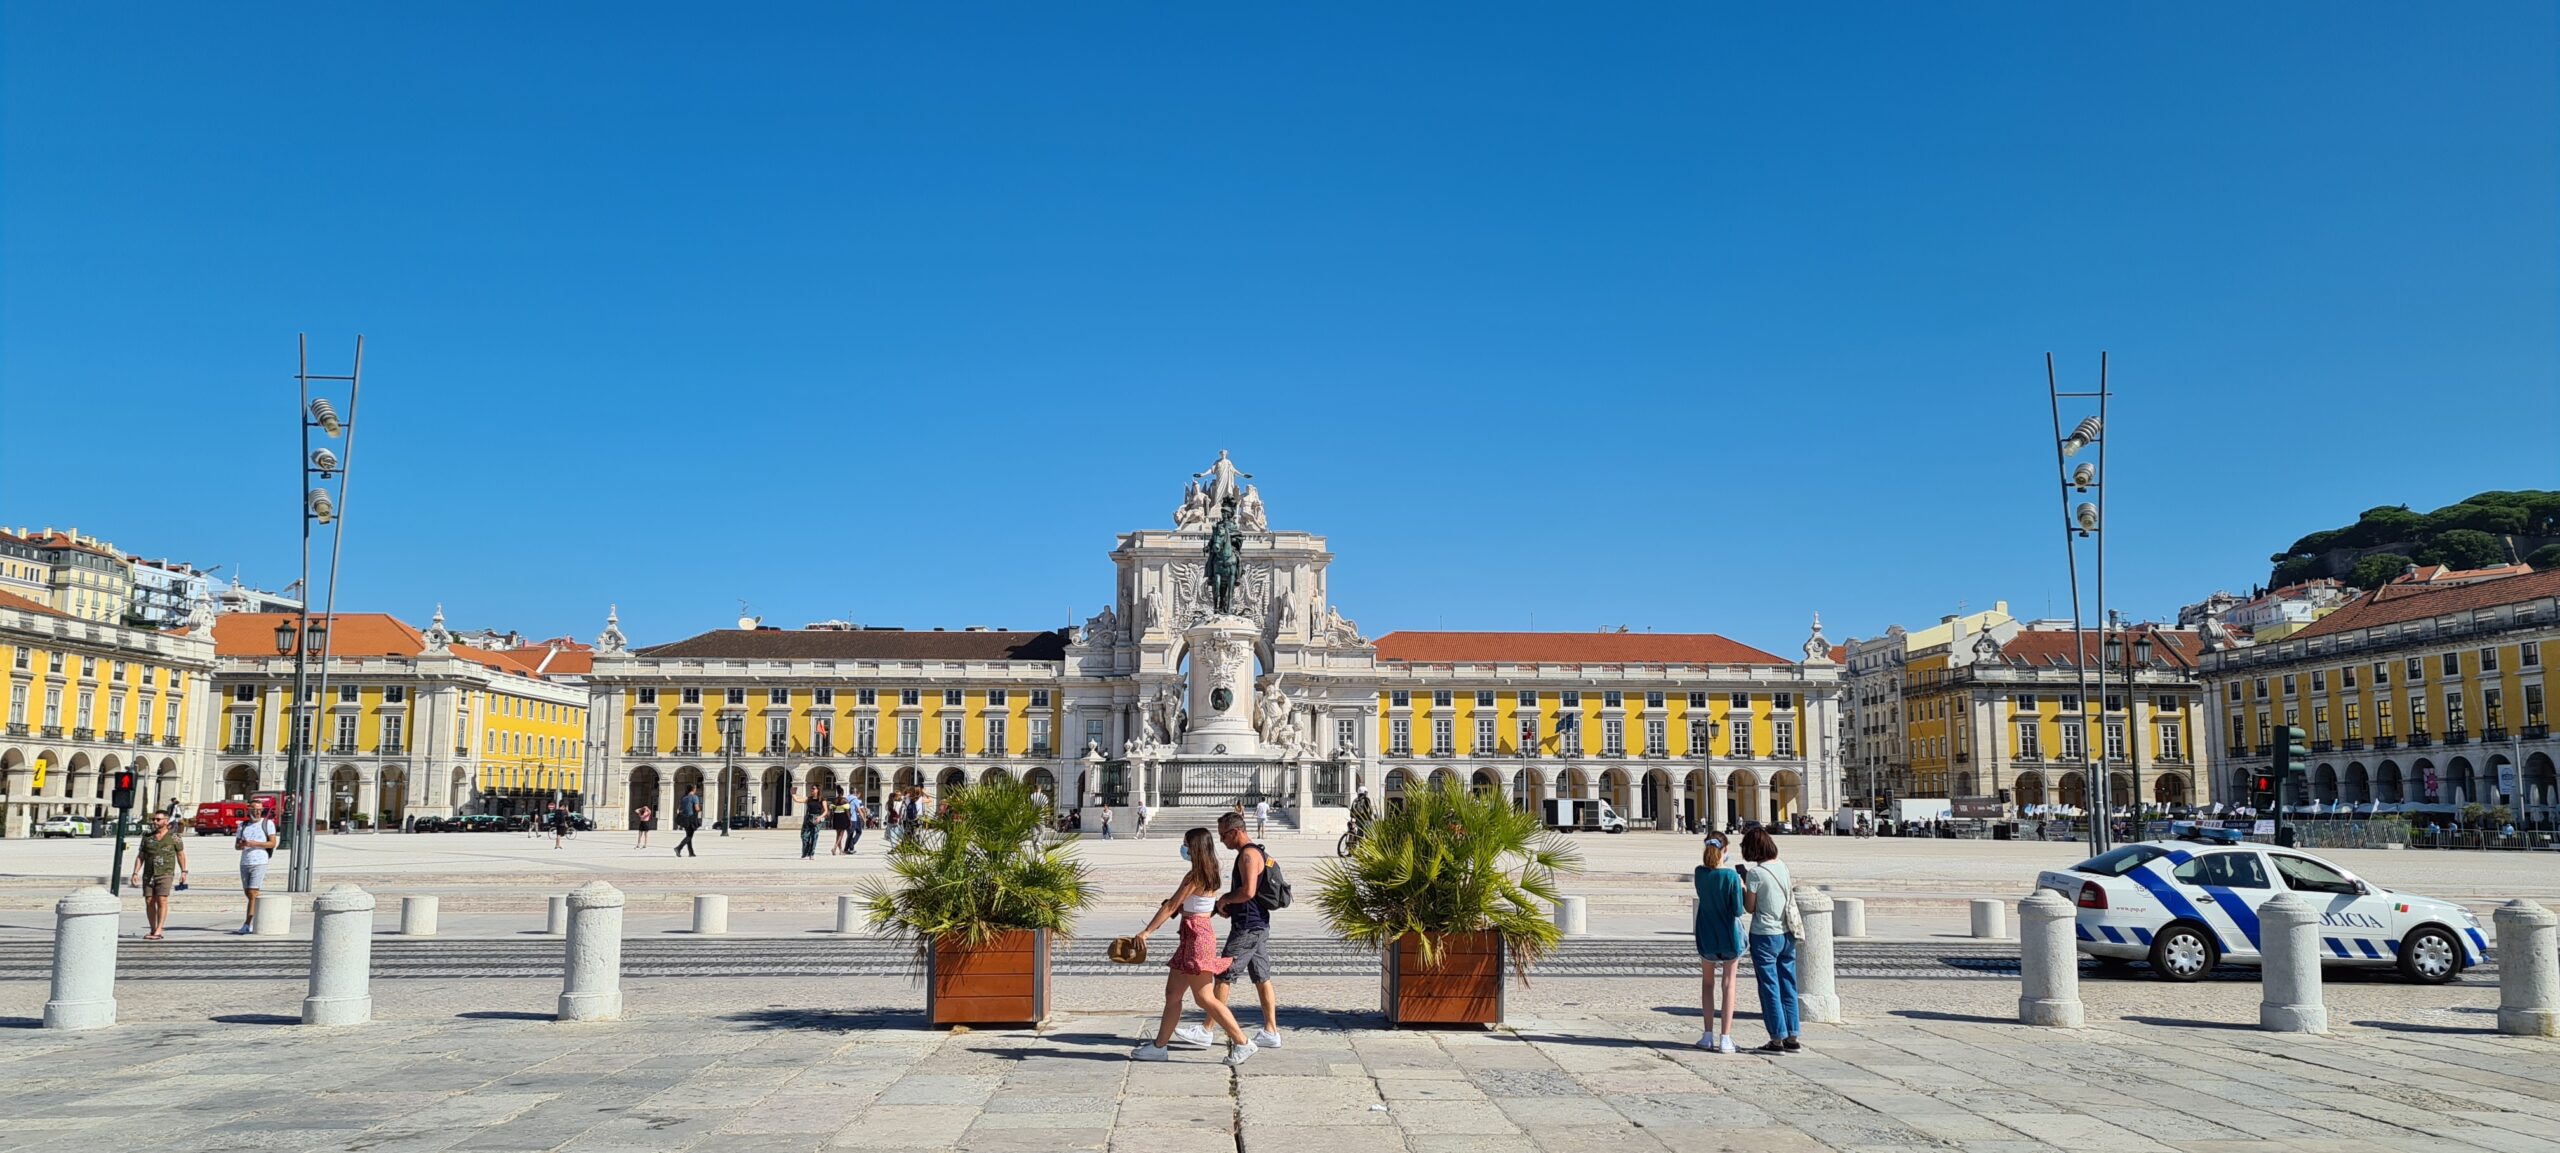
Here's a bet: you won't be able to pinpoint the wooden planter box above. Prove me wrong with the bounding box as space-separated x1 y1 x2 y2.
926 930 1050 1027
1381 930 1505 1026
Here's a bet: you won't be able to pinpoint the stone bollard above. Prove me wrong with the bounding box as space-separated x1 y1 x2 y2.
400 895 439 936
559 882 625 1022
1831 896 1866 939
1970 898 2009 940
253 894 295 936
1552 895 1587 938
2016 889 2083 1027
43 888 120 1030
836 894 862 934
2257 892 2327 1033
1793 887 1840 1024
546 895 569 935
2494 899 2558 1037
693 894 729 935
303 885 376 1026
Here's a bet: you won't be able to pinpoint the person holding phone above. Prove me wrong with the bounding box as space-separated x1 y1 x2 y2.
234 802 280 934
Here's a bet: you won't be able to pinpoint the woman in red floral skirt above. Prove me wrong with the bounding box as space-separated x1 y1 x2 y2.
1130 827 1257 1065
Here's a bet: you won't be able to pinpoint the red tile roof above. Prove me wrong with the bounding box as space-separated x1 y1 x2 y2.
0 590 64 618
2292 566 2560 642
1995 627 2203 672
210 612 427 659
1373 632 1789 665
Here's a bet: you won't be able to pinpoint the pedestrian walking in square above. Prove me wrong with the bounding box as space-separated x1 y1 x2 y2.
674 785 702 857
128 809 188 940
233 801 278 934
1129 827 1256 1066
1253 797 1270 839
1100 804 1114 840
800 784 825 859
1177 812 1285 1051
1737 827 1801 1054
632 803 653 849
1134 799 1149 839
1691 836 1745 1052
847 794 867 855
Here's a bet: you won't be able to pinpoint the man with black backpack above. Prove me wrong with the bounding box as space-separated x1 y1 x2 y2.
1175 812 1288 1050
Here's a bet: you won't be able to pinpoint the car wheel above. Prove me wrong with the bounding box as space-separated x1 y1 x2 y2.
2399 926 2461 984
2148 922 2218 982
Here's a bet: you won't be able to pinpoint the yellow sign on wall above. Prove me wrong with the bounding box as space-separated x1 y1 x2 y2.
30 756 47 791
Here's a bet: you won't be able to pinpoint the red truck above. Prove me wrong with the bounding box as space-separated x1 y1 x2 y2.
191 800 256 836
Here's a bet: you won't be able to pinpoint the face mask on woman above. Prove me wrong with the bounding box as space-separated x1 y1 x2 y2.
1179 844 1192 862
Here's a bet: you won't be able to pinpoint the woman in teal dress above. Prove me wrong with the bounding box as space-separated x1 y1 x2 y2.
1692 837 1746 1053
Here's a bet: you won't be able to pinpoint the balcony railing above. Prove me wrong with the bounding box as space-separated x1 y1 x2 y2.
2484 727 2509 742
330 742 357 754
378 742 405 756
72 727 92 741
764 742 789 755
103 730 124 743
2527 723 2551 740
224 742 255 754
675 742 702 755
2377 735 2398 748
2407 732 2433 747
2311 740 2333 753
2444 729 2470 746
2342 738 2365 751
5 723 24 738
161 735 181 747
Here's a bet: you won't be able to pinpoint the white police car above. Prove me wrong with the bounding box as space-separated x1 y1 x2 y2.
2035 826 2486 984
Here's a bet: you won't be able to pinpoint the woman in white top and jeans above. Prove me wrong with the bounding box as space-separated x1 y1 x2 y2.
1737 826 1800 1053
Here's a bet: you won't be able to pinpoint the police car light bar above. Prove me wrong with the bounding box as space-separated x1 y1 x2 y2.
2168 821 2243 845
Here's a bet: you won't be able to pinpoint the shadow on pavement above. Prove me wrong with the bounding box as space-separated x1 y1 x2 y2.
2351 1019 2495 1034
718 1007 914 1031
456 1010 553 1021
210 1013 299 1025
1887 1009 2015 1025
2120 1015 2258 1031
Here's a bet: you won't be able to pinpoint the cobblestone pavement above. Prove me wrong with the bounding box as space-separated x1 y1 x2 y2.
8 999 2559 1153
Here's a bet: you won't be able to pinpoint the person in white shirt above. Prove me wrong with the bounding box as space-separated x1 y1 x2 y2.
1135 800 1151 840
1253 798 1270 839
234 803 280 934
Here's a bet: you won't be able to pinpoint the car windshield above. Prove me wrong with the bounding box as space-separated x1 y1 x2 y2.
2072 844 2171 877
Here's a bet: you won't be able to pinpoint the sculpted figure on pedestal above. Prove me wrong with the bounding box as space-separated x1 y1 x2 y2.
1193 450 1252 515
1237 484 1268 531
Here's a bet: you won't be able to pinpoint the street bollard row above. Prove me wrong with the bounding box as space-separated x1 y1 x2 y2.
2495 898 2557 1037
1970 898 2008 940
304 885 375 1026
1552 895 1588 938
2257 892 2327 1033
1830 896 1865 939
560 881 625 1021
2016 889 2082 1027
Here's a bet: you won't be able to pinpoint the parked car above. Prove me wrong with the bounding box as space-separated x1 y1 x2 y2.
499 814 533 833
2036 824 2486 984
35 816 94 838
450 814 505 833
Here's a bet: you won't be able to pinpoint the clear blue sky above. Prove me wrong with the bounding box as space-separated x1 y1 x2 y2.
4 4 2554 652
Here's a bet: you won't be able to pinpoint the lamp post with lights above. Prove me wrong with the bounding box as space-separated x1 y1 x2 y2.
2047 352 2113 857
283 334 363 893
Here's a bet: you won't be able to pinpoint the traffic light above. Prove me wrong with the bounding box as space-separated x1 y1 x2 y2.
110 770 137 811
2280 726 2310 800
2250 772 2277 810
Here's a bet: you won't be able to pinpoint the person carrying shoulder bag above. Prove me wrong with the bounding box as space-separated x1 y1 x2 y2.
1736 827 1802 1054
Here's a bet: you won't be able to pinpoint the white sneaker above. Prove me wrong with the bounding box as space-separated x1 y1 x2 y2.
1698 1031 1718 1051
1718 1035 1739 1055
1249 1029 1283 1049
1132 1044 1171 1062
1222 1040 1257 1067
1171 1024 1214 1049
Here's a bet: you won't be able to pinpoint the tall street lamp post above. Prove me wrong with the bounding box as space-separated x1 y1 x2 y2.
273 616 326 882
284 333 363 894
2046 351 2112 857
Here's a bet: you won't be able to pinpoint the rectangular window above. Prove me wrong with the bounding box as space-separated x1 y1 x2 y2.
1601 717 1624 755
943 689 963 707
1645 692 1664 709
164 697 180 737
1336 718 1358 755
75 690 93 729
636 687 657 705
1390 691 1410 708
1028 717 1049 755
380 713 403 751
1390 718 1411 755
2061 722 2085 761
726 688 746 705
2378 698 2395 736
721 717 744 747
768 688 789 705
2013 694 2037 711
231 713 254 749
2525 645 2541 669
678 717 700 752
2526 684 2545 723
2374 661 2389 685
1476 717 1496 753
942 717 963 753
1476 691 1496 708
8 648 22 671
2341 666 2357 690
48 652 62 673
2481 647 2500 673
633 716 656 751
2410 696 2428 734
2016 719 2041 758
2314 671 2330 693
339 684 359 703
2104 695 2125 712
2282 675 2295 696
1689 718 1711 755
813 688 833 706
1602 691 1622 709
768 716 790 751
1773 718 1796 758
2313 705 2329 741
2061 694 2081 713
1729 692 1751 709
856 716 878 752
2483 687 2503 730
1433 690 1452 708
2228 682 2241 701
2445 691 2465 732
1518 691 1539 705
857 688 877 706
1031 689 1051 707
900 689 919 707
2442 653 2460 677
984 716 1008 754
2344 702 2360 738
1730 719 1753 757
2254 678 2268 700
897 717 919 754
2407 657 2424 681
681 688 702 705
1644 717 1665 754
988 689 1008 707
1519 716 1539 753
1774 692 1794 711
1561 691 1581 708
234 684 255 703
1688 692 1707 708
1432 717 1454 755
2158 722 2182 761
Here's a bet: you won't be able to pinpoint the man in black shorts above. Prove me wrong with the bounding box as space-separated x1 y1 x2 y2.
1174 812 1283 1050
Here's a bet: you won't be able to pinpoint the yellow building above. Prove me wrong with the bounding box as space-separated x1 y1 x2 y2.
592 623 1069 828
2201 566 2558 818
210 609 590 825
1900 617 2209 811
9 527 134 624
0 589 216 836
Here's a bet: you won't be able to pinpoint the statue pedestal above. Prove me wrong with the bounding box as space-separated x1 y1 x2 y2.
1180 615 1261 758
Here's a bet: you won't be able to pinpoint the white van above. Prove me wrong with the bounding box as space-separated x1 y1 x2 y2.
1540 798 1627 834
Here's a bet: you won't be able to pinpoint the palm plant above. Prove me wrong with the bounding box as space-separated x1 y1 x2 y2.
857 777 1096 967
1314 777 1582 972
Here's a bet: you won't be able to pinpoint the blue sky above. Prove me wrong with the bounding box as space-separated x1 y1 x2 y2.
3 4 2554 652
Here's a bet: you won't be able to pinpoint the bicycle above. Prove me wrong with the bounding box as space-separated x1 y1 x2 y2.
1336 822 1366 858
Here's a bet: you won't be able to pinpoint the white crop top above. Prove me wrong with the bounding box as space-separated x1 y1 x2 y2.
1181 894 1216 915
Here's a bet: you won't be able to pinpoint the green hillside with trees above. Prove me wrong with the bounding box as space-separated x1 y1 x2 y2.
2269 490 2560 589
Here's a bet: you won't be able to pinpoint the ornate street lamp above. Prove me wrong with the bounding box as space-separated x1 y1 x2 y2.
2046 352 2113 856
283 334 362 894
